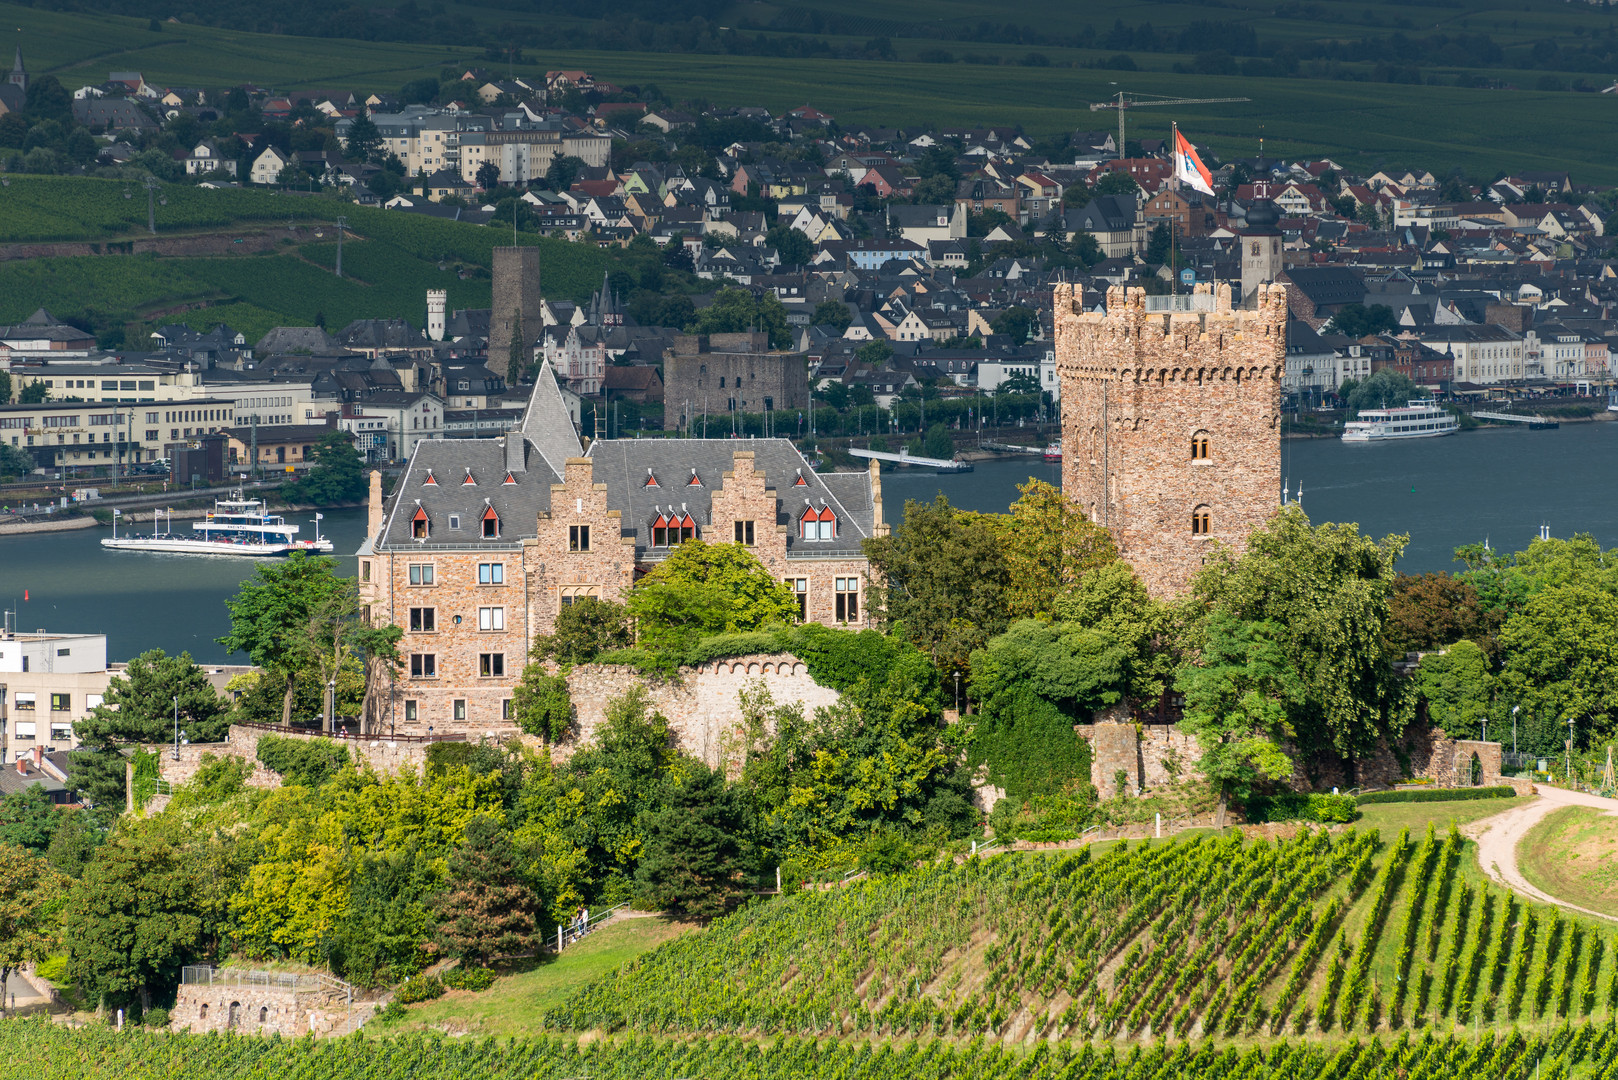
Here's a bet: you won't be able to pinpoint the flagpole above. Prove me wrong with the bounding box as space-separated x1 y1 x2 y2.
1170 123 1178 296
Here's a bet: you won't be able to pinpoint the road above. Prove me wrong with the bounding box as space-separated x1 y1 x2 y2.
1466 784 1618 923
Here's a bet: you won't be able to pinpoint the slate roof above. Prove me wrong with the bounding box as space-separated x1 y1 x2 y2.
520 360 583 483
376 435 552 551
584 438 875 561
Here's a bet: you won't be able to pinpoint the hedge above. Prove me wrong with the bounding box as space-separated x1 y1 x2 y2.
1244 792 1358 824
1355 786 1516 805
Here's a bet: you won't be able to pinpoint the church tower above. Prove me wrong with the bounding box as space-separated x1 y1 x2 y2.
8 47 26 93
1054 280 1288 598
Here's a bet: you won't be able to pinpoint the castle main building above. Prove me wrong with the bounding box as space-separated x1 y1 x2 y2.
1053 281 1287 598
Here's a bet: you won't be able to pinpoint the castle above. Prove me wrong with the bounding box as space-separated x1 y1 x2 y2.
1053 280 1288 598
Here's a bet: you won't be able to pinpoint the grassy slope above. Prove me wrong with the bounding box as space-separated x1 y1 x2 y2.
382 917 692 1038
9 1 1618 180
1356 795 1528 837
1519 805 1618 919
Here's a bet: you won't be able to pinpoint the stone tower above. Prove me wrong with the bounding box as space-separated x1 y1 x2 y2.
8 47 25 92
1054 280 1287 598
1240 200 1283 308
425 289 446 342
489 246 542 379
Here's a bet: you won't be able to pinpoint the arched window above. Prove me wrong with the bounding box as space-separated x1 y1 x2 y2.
259 1006 268 1024
1190 431 1210 460
1191 506 1211 536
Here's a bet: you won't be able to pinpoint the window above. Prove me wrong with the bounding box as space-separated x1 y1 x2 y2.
86 694 103 710
478 606 505 631
569 524 591 551
1190 432 1209 460
835 578 859 623
1191 506 1211 536
50 694 71 712
478 562 504 585
12 694 34 711
410 653 437 678
502 699 513 721
734 520 755 545
361 560 371 582
453 699 467 721
50 723 72 742
787 578 808 620
799 507 836 540
479 653 505 677
13 723 34 741
404 700 418 723
411 507 429 539
409 607 436 633
408 563 434 585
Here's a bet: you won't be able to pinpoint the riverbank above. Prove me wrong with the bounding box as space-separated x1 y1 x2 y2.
0 516 96 536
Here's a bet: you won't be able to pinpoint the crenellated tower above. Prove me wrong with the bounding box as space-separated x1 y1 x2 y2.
1053 280 1288 598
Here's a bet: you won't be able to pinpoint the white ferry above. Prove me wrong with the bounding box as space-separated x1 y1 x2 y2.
101 494 334 557
1340 400 1459 442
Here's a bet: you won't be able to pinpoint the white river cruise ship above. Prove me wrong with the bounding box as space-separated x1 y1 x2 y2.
101 494 335 557
1340 399 1459 442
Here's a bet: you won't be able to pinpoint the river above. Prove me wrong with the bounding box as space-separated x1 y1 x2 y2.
3 424 1614 662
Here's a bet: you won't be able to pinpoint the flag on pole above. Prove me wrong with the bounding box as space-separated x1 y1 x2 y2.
1173 127 1216 197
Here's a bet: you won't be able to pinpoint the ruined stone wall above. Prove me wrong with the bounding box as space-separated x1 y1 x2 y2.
1054 281 1287 599
171 983 366 1038
563 653 841 771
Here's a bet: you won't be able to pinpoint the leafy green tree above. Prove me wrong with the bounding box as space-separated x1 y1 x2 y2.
532 596 631 664
1497 582 1618 750
1413 640 1494 741
64 828 210 1011
766 224 813 266
1328 303 1400 339
813 300 852 332
218 553 401 726
920 422 953 459
1050 561 1174 703
343 113 381 162
44 811 103 879
328 843 435 988
0 787 61 852
17 382 49 404
432 815 539 966
0 443 31 479
0 844 67 992
23 76 72 124
1093 171 1141 198
510 664 573 743
73 649 227 811
281 431 366 505
0 369 10 402
1385 572 1502 656
626 540 799 655
687 287 791 349
1190 505 1412 764
1344 368 1417 412
1175 614 1302 825
856 339 892 368
1001 478 1116 620
991 305 1038 344
475 160 501 191
634 762 746 918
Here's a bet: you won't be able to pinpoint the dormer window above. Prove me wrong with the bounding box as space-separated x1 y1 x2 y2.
793 469 808 487
411 506 429 539
423 469 437 486
799 505 836 541
463 469 476 486
482 505 500 538
687 469 702 487
503 472 517 485
644 468 659 487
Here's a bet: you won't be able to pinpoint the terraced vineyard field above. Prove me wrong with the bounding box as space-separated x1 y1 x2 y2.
549 826 1618 1042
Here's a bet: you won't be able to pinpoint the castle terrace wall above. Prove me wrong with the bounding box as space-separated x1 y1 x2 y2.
563 653 841 771
171 983 368 1038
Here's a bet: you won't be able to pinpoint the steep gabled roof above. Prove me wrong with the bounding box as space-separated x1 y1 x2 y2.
519 359 583 481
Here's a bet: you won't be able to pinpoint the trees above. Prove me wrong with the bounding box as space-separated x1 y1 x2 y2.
0 845 66 993
1094 171 1141 198
0 443 31 479
813 300 852 333
0 787 61 852
634 762 745 919
343 114 381 163
1190 505 1411 764
532 597 632 664
475 160 501 191
1413 640 1494 741
432 815 538 966
1175 614 1302 826
73 649 227 811
1385 572 1501 656
991 305 1038 344
510 665 573 743
857 339 893 368
687 286 791 349
1344 368 1417 412
280 431 366 506
17 382 48 404
1000 478 1115 620
1497 582 1618 751
1328 303 1400 339
765 224 813 267
218 553 401 726
64 828 209 1010
626 541 799 654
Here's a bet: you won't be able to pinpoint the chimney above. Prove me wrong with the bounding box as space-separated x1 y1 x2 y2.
869 456 887 537
367 470 384 539
14 755 26 776
31 746 41 769
505 431 526 475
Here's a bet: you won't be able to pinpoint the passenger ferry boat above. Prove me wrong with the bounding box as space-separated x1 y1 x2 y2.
1340 400 1459 442
101 494 334 557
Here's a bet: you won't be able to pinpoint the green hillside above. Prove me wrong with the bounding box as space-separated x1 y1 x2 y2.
544 826 1618 1043
0 177 613 342
8 0 1618 179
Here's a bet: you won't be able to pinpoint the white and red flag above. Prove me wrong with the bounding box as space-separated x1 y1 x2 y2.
1173 127 1215 196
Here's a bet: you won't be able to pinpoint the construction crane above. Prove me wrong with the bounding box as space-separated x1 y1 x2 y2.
1088 92 1252 155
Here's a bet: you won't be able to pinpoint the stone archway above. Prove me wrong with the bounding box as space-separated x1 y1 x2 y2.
228 1001 240 1029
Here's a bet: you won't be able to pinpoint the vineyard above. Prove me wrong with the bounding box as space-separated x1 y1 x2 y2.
545 826 1618 1042
13 1015 1618 1078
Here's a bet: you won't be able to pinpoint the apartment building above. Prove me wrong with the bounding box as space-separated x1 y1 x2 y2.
0 399 236 473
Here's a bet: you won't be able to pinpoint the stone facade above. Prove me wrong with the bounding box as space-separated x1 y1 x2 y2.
1054 281 1287 598
563 653 842 771
663 332 810 430
488 246 543 379
172 981 367 1038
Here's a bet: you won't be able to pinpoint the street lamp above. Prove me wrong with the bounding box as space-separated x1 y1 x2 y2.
953 670 961 715
172 696 188 761
1567 717 1576 787
1512 705 1519 755
325 677 336 734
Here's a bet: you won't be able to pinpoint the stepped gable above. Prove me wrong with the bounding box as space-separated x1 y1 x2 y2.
519 358 583 482
583 438 875 559
375 435 548 549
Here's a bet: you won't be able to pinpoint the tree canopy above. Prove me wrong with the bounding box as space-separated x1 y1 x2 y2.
626 541 799 654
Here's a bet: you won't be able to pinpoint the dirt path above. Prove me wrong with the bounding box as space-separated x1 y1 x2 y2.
1465 785 1618 922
